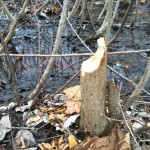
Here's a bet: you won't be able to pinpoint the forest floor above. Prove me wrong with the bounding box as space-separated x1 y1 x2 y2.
0 0 150 149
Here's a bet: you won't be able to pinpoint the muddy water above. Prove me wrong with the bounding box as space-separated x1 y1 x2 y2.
0 2 150 101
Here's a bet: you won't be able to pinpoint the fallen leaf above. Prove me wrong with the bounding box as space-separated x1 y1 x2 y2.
0 145 6 150
48 113 55 120
38 143 52 150
21 136 27 148
74 102 81 113
68 134 78 149
63 86 81 114
26 116 41 124
65 100 81 114
63 114 80 129
57 107 66 113
15 105 30 112
0 115 11 141
14 130 36 148
57 114 66 122
58 136 64 145
39 106 54 112
63 85 81 100
49 113 66 122
119 132 131 150
139 0 145 4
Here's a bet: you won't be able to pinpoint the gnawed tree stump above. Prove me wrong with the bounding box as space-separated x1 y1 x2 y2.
80 38 108 136
80 38 121 136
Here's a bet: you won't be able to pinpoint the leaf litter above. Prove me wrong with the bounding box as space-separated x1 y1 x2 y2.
0 85 137 150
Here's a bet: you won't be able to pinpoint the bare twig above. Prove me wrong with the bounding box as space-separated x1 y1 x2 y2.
105 0 113 42
79 0 86 27
33 58 87 99
68 0 81 19
0 33 20 105
57 0 93 53
0 49 149 57
28 0 69 100
108 0 135 46
85 0 95 33
120 105 141 150
9 116 17 150
95 0 109 23
111 0 121 24
52 70 80 96
0 0 15 24
107 65 150 95
123 56 150 111
0 0 29 53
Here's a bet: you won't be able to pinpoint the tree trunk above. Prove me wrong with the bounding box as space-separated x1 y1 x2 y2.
80 37 108 136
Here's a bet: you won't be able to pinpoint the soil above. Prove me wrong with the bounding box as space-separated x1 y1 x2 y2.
1 1 149 102
0 1 150 149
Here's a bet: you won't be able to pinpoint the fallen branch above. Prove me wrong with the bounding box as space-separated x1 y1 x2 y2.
0 49 149 57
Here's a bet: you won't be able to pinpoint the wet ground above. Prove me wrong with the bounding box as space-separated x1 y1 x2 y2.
0 1 150 102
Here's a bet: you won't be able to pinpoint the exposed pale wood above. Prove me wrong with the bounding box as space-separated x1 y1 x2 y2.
80 37 108 136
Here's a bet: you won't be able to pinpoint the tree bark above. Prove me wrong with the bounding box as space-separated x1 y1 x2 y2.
80 37 108 136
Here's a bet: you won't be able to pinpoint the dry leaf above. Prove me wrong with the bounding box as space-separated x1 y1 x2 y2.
57 107 66 113
39 106 54 112
58 136 64 145
63 85 81 100
52 138 59 148
38 143 52 150
63 114 80 129
51 139 56 149
63 85 81 114
74 102 81 113
59 143 69 150
74 127 120 150
20 136 27 148
65 100 81 114
49 113 66 122
0 146 6 150
119 132 131 150
26 116 41 124
49 113 55 120
65 100 76 114
139 0 145 4
68 134 78 149
56 114 66 122
14 130 36 148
